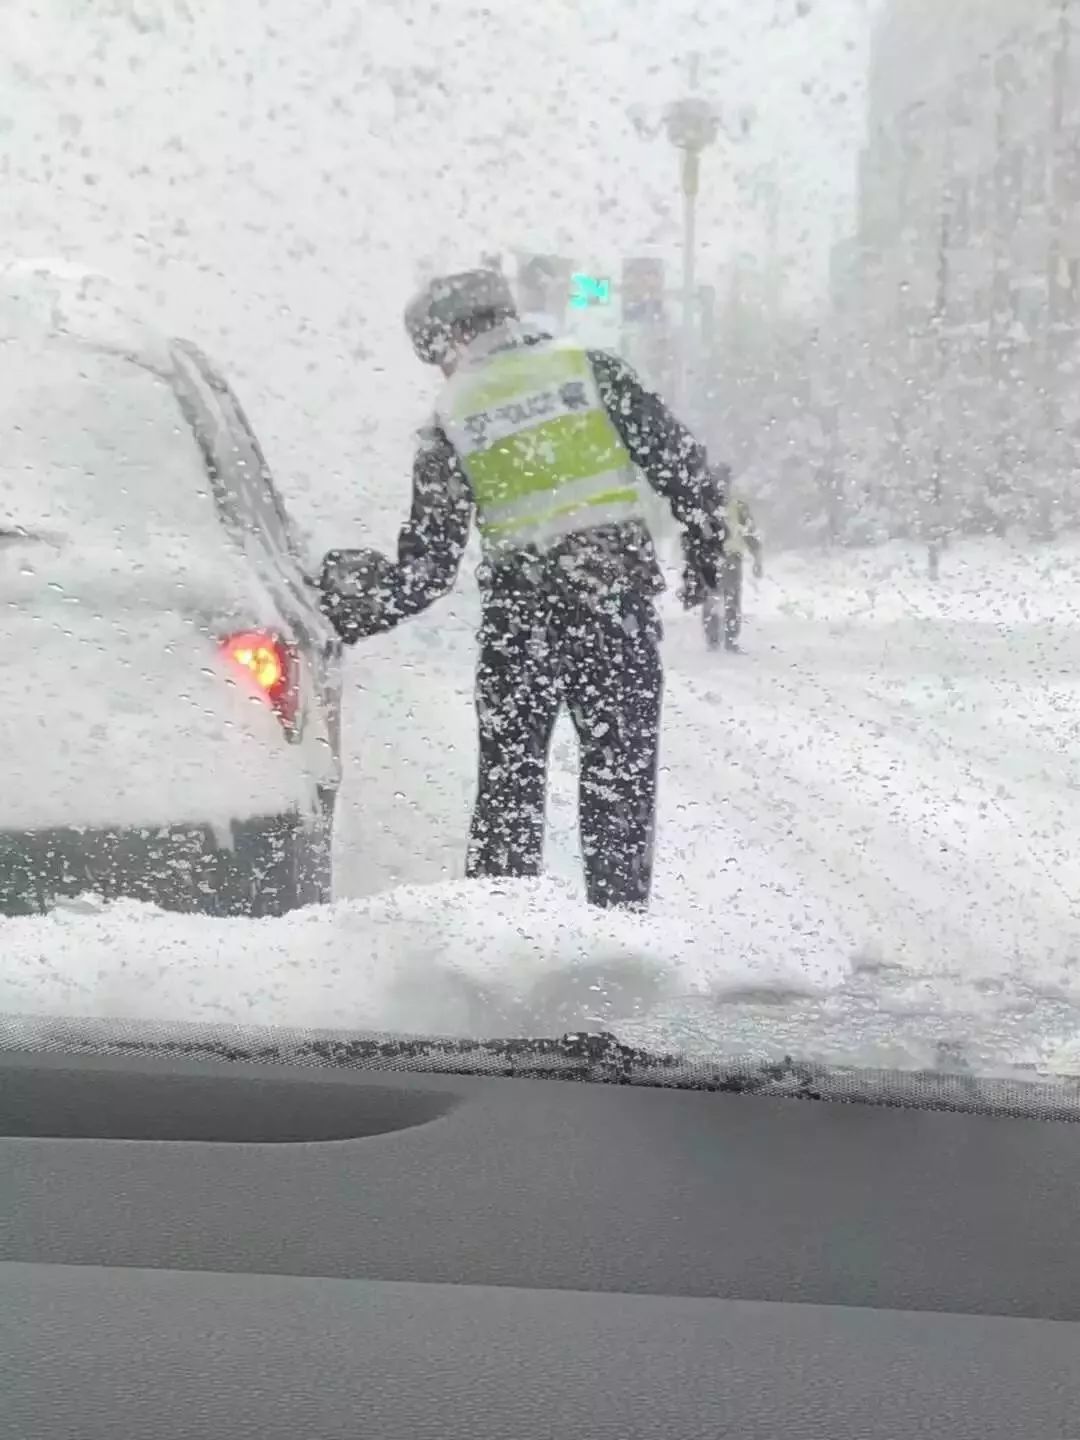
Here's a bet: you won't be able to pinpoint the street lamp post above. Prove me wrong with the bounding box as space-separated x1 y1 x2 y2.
630 60 750 413
663 96 720 410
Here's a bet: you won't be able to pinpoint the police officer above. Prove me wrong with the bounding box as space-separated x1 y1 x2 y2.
320 268 726 909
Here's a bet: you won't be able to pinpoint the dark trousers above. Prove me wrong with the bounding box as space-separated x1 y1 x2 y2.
466 586 663 908
703 554 743 649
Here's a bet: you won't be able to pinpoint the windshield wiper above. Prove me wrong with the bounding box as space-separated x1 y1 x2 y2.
0 1016 820 1092
4 1016 1079 1119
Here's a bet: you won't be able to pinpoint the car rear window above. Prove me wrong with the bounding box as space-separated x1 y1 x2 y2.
0 340 224 546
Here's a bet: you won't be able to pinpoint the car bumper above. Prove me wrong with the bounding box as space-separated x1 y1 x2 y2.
0 815 308 918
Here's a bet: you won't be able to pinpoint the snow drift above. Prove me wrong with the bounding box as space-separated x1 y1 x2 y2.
0 878 849 1042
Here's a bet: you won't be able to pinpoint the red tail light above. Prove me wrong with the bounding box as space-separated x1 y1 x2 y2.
221 630 300 733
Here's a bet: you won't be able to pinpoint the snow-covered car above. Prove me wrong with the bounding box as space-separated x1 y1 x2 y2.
1 270 342 917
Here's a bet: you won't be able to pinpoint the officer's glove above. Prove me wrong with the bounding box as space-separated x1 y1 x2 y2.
317 547 404 643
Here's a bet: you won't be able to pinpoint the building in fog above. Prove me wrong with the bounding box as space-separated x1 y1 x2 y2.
692 253 837 546
831 0 1080 541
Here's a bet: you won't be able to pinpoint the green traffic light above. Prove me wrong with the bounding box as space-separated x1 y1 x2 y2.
569 273 612 309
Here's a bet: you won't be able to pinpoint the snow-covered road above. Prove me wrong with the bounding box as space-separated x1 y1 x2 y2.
325 537 1080 1070
5 537 1080 1075
339 539 1080 976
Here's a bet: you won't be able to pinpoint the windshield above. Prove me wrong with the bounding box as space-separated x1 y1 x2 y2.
2 0 1079 1089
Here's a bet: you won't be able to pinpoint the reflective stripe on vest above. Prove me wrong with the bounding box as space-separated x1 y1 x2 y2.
437 338 644 554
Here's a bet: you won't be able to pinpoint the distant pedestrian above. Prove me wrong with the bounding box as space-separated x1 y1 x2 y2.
697 485 763 653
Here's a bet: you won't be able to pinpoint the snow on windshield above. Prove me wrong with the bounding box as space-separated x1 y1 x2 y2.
2 0 1080 1080
0 342 217 542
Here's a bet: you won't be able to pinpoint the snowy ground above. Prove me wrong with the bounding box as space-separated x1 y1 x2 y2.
4 536 1080 1076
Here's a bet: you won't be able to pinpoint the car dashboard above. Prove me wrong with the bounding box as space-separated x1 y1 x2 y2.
2 1028 1078 1439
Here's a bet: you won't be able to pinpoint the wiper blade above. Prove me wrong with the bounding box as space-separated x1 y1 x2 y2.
4 1015 1079 1120
292 1030 828 1096
0 1016 727 1084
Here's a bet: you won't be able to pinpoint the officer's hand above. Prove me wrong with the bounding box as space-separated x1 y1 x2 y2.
318 547 401 643
753 560 764 580
319 548 387 595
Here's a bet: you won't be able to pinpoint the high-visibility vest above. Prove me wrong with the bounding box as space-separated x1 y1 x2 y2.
437 336 645 555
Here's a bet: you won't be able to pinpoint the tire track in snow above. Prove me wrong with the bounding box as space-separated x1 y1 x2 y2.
665 614 1080 978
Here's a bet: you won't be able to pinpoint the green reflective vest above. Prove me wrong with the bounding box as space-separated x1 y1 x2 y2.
437 336 645 555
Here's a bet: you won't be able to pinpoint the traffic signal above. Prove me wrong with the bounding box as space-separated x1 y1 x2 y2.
569 272 612 310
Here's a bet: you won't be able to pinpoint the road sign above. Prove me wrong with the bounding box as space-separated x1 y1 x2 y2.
569 272 612 310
